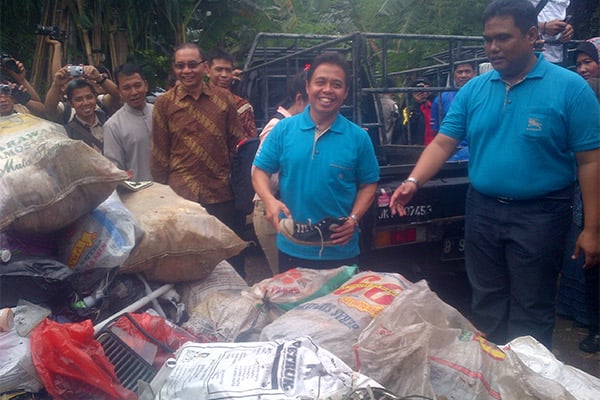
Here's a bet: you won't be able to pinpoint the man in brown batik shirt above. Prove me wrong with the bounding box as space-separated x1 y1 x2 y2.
152 43 247 276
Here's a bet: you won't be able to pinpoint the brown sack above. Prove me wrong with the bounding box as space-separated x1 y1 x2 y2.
119 183 248 283
0 114 128 233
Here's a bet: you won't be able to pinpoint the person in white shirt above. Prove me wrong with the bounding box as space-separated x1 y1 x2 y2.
103 64 153 181
252 70 307 274
531 0 574 63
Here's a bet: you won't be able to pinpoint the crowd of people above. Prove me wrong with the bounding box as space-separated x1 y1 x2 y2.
0 0 598 355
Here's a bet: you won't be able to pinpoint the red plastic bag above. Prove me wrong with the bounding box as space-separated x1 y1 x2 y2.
30 318 137 400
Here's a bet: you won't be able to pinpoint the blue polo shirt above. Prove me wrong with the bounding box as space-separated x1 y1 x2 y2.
253 106 380 260
440 54 600 199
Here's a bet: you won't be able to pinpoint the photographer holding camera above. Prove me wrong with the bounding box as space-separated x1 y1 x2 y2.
45 64 121 153
0 83 19 117
0 55 45 117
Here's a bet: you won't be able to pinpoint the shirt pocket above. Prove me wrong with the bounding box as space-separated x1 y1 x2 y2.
521 108 562 143
329 161 355 184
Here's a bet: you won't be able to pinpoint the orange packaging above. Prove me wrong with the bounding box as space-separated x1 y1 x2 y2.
0 307 14 332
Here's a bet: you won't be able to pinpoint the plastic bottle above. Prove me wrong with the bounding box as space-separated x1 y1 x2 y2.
72 289 105 309
0 249 10 263
0 233 11 263
377 188 390 208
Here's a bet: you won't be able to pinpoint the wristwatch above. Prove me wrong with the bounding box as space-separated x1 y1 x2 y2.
403 177 420 189
349 214 359 226
96 74 108 85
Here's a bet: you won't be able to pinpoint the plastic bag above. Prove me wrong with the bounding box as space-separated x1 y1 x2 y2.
30 318 137 400
0 258 79 309
59 191 144 272
143 337 383 400
0 327 43 393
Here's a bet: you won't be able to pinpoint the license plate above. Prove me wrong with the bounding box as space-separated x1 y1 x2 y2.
441 237 465 260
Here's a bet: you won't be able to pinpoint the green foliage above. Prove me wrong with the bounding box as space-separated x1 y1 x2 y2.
126 49 172 90
2 0 598 93
374 0 488 35
0 1 41 68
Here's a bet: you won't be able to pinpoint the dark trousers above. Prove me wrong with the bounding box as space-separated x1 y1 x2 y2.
464 186 572 349
278 250 359 273
205 200 247 279
585 265 600 332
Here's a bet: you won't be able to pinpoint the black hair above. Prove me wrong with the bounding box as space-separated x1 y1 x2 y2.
306 51 351 89
114 63 146 85
65 78 96 101
482 0 537 35
173 43 204 62
454 61 476 71
280 70 308 109
206 48 234 66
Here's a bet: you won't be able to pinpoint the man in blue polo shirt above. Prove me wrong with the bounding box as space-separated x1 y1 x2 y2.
390 0 599 349
430 61 476 135
252 52 379 271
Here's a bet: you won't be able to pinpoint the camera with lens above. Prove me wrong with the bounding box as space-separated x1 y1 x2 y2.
35 24 61 41
0 83 31 104
68 65 84 77
1 54 19 74
0 84 12 96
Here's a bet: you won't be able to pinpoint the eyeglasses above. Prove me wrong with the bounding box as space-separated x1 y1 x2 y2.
173 60 204 70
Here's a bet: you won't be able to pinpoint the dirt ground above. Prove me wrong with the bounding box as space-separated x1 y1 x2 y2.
243 244 600 379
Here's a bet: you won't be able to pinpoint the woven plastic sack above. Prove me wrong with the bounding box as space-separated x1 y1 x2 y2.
243 265 358 316
183 291 270 342
260 271 413 368
355 280 585 400
119 183 248 283
177 260 249 312
0 114 128 233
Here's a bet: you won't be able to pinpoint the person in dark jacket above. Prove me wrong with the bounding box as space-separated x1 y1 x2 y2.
397 78 435 145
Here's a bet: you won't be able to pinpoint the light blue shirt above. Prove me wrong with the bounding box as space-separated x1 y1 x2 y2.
253 106 380 260
431 91 456 132
440 54 599 199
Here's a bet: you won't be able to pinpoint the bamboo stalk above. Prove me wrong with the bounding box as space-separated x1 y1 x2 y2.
76 0 94 66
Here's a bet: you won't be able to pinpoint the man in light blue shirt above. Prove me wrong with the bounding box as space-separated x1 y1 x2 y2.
253 52 379 271
390 0 599 349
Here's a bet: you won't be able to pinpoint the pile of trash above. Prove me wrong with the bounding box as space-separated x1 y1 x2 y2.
2 114 600 400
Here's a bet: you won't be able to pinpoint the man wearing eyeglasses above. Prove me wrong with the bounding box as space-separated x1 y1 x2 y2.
151 43 248 277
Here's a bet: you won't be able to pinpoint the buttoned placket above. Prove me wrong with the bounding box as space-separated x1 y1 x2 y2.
501 77 526 112
312 125 329 159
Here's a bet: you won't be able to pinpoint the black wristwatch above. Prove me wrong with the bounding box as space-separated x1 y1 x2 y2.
96 74 108 85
